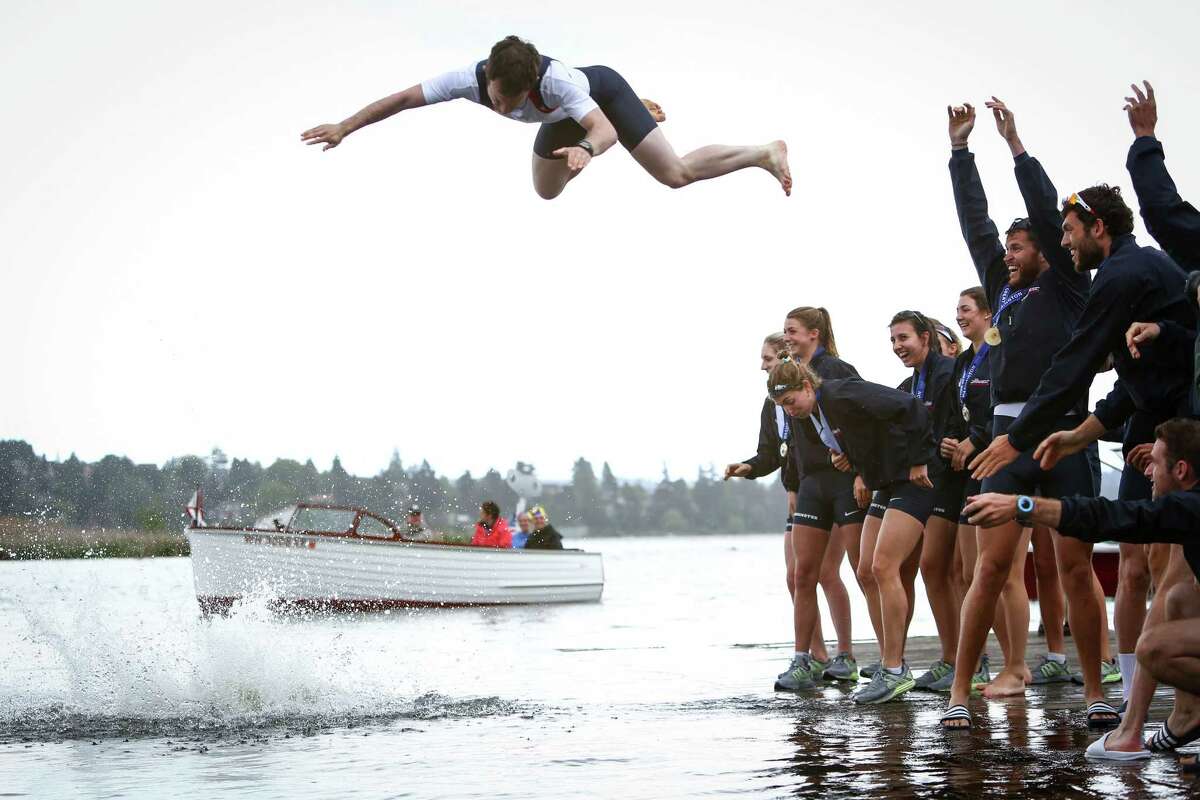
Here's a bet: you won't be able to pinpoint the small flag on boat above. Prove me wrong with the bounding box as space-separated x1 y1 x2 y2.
186 487 206 527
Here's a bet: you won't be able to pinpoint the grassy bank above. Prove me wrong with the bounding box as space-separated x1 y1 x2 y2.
0 518 189 560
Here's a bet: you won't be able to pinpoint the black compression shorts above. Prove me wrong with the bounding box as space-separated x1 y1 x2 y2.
533 65 657 158
866 480 936 526
791 469 864 532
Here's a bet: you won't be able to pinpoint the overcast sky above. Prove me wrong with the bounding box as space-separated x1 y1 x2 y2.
3 0 1199 482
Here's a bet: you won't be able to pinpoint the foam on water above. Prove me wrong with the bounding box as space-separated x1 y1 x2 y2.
0 564 520 738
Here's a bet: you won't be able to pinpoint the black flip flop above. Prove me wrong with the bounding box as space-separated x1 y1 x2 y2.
1147 719 1200 752
940 704 972 731
1087 701 1121 730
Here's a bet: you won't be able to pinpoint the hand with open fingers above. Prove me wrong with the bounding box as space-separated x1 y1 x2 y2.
301 123 346 151
724 463 751 481
552 146 592 174
909 463 933 489
1033 430 1085 470
952 438 977 472
970 434 1019 479
1124 80 1157 139
853 475 871 509
1127 443 1154 473
831 451 852 473
947 103 975 147
985 97 1019 142
963 492 1018 528
939 437 960 460
1125 321 1161 359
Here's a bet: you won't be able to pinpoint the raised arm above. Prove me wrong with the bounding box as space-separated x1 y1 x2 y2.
1124 81 1200 271
301 84 428 150
947 103 1008 301
989 98 1086 286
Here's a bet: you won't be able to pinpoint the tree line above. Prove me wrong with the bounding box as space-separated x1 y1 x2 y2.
0 440 787 536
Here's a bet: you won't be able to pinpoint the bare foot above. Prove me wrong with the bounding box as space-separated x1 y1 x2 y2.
1103 724 1151 754
982 670 1027 698
1019 665 1033 685
641 98 666 123
762 140 792 196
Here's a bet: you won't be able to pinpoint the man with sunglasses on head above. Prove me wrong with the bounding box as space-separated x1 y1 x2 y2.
942 99 1105 731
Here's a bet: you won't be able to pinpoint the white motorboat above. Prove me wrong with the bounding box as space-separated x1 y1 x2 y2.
184 501 604 613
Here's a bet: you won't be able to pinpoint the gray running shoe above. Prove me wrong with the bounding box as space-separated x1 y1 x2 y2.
1029 655 1073 685
1101 659 1123 685
853 664 915 705
913 660 953 691
774 654 818 691
969 654 991 689
860 660 881 680
823 653 860 682
808 656 829 682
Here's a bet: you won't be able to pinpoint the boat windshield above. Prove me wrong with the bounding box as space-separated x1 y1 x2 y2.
289 507 357 533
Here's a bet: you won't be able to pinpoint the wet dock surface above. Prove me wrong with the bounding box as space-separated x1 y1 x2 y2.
761 633 1198 799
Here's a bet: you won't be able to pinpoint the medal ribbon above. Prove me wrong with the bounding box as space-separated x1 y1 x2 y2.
958 344 990 404
811 396 844 454
994 285 1029 322
913 362 928 400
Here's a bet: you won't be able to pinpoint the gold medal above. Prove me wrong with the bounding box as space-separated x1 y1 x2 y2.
984 326 1002 346
779 442 788 459
962 405 971 423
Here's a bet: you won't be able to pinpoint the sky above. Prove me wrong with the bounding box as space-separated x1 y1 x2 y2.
3 0 1200 482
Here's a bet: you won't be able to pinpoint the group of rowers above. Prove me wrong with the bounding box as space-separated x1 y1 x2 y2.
300 35 1198 769
726 84 1200 767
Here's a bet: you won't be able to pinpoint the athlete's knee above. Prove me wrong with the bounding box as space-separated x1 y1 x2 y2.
856 560 876 590
654 163 693 189
973 555 1009 593
870 556 899 585
1057 558 1095 595
1136 627 1169 669
1118 554 1151 596
534 183 564 200
794 564 820 592
1166 583 1200 620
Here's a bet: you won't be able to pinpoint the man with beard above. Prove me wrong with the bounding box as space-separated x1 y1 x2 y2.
941 99 1106 730
964 418 1200 770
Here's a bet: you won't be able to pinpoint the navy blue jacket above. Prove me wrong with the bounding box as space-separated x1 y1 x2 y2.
1007 234 1196 451
743 397 799 493
896 348 957 478
789 350 862 478
949 149 1091 413
809 377 935 491
950 343 994 453
1058 486 1200 581
1127 136 1200 271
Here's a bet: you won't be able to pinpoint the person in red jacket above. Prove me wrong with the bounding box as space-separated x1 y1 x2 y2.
472 501 513 548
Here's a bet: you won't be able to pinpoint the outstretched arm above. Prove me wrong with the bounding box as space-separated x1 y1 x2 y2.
550 108 619 176
301 84 427 150
947 103 1008 301
1124 81 1200 271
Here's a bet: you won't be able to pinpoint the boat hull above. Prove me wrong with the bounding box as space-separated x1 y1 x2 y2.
186 528 604 611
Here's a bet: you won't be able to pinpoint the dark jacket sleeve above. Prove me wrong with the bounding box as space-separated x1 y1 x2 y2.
1006 273 1133 451
1058 491 1200 546
849 381 936 469
949 148 1008 302
1092 379 1137 432
1014 152 1086 287
743 398 782 479
1127 136 1200 271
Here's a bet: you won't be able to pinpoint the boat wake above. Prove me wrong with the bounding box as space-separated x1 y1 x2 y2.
0 582 528 741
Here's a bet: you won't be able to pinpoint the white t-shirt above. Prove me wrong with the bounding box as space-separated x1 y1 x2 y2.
420 60 598 125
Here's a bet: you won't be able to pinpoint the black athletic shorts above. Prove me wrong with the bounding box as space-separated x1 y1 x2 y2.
957 475 984 524
981 415 1096 499
533 65 657 158
929 470 967 523
791 469 864 532
1116 411 1165 501
865 480 936 526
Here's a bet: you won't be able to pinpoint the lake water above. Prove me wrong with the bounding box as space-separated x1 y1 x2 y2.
0 535 1191 799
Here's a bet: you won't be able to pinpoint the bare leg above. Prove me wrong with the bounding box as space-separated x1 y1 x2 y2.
946 520 1024 723
791 526 832 657
1056 533 1109 711
856 515 886 649
820 524 855 655
920 516 960 663
1140 581 1200 697
531 153 578 200
985 528 1033 697
784 529 795 598
1115 542 1151 680
871 510 926 669
630 128 792 195
1093 569 1113 663
1101 545 1194 754
1032 526 1065 654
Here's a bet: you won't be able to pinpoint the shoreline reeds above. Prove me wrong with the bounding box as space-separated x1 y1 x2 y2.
0 517 189 560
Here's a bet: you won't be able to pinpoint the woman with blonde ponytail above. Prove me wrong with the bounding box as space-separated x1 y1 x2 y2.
773 306 863 689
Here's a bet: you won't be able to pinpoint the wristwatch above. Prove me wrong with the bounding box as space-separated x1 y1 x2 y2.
575 138 594 156
1015 495 1035 525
